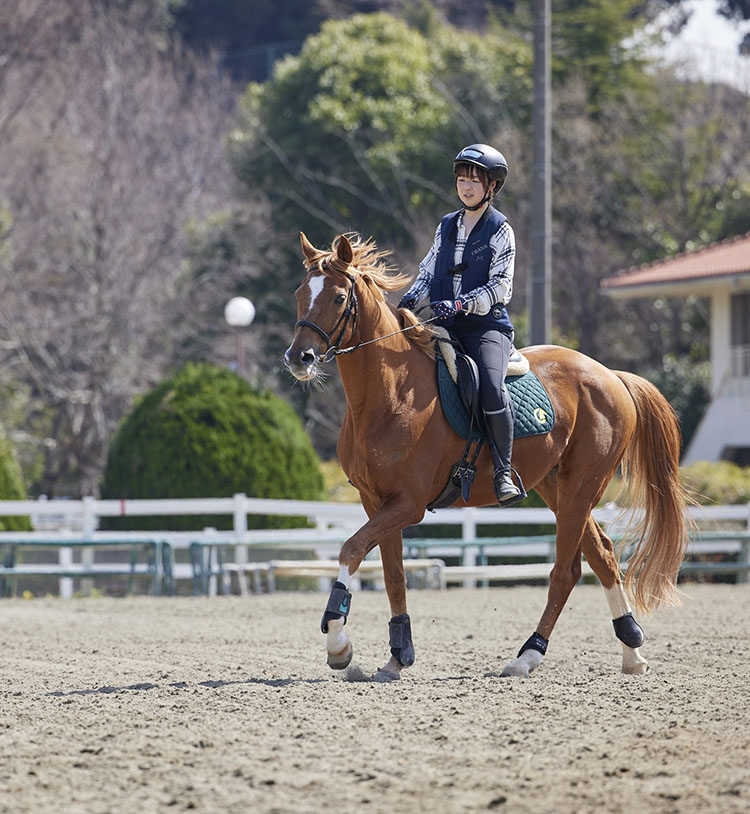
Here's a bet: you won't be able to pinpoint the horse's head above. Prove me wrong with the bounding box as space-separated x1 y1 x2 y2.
284 232 359 381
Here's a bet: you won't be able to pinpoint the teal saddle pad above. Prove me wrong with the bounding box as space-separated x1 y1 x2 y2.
436 357 555 442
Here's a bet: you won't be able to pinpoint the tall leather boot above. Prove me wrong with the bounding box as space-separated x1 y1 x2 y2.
484 409 524 506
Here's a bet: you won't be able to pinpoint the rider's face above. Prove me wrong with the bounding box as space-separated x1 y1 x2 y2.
456 172 491 208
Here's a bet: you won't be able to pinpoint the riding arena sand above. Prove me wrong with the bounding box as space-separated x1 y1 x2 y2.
2 582 749 814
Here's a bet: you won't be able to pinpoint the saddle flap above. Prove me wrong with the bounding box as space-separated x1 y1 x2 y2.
455 353 481 417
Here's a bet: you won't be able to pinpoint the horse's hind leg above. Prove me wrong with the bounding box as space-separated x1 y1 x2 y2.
501 471 613 678
579 518 648 675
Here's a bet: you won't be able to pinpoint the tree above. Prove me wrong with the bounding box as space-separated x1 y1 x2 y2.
229 12 531 251
0 0 237 496
172 0 322 80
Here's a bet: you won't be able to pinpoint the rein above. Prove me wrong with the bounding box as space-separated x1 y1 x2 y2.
294 266 437 362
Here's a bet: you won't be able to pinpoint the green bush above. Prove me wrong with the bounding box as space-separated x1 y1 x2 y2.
101 362 325 530
0 436 32 531
680 461 750 506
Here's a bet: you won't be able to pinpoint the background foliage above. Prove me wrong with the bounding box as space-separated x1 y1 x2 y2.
101 363 324 529
0 0 748 496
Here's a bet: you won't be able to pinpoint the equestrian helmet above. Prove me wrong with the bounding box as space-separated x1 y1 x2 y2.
453 144 508 189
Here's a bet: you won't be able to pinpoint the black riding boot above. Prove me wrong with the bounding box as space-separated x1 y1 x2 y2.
484 409 524 506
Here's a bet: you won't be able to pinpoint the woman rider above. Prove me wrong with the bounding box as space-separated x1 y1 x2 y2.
398 143 523 506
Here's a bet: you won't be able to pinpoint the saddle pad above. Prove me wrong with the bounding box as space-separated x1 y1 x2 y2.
437 357 555 441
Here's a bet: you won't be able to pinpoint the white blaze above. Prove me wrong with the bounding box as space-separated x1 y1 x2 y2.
305 275 325 311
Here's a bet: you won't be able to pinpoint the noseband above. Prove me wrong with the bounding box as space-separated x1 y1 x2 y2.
294 266 358 362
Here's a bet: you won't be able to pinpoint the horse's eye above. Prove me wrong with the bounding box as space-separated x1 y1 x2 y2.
335 293 347 305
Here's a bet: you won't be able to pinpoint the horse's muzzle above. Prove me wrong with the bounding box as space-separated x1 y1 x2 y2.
284 345 320 381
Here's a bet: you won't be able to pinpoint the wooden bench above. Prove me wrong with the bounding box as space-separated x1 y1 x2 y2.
440 560 594 588
263 558 445 592
403 535 557 565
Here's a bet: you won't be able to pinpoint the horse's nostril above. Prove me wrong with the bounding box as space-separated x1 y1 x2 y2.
284 347 317 372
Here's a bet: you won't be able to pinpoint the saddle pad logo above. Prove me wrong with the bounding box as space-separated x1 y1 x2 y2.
533 407 549 425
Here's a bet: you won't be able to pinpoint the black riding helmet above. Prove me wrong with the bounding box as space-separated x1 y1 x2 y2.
453 143 508 191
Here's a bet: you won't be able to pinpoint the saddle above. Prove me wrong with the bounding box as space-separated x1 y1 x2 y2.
427 338 555 511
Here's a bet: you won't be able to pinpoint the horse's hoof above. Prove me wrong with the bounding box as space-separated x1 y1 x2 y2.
621 647 649 675
500 662 529 678
622 660 649 676
376 655 404 681
500 649 543 678
327 643 353 670
374 668 400 682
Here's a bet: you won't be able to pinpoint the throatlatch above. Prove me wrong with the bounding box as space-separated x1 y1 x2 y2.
320 581 352 633
389 613 415 667
612 613 645 648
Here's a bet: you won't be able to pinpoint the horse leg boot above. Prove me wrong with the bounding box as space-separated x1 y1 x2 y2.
485 409 524 506
321 567 354 669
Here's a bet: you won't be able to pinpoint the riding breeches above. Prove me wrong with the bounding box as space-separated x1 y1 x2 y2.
451 326 512 415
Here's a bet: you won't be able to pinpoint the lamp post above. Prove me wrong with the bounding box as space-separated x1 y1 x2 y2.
224 296 255 377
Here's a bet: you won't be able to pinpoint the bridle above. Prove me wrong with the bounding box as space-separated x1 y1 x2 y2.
293 261 436 363
294 265 359 363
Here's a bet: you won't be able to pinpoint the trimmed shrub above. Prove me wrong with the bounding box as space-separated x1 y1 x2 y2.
0 435 32 531
101 362 325 530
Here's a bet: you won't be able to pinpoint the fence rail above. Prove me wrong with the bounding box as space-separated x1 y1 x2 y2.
0 495 747 597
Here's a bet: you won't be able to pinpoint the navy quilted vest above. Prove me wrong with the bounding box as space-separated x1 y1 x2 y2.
429 207 513 333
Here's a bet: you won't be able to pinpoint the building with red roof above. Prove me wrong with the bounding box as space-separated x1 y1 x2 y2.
602 233 750 465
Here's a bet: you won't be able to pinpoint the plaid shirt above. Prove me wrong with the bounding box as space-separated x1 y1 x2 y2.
405 210 515 315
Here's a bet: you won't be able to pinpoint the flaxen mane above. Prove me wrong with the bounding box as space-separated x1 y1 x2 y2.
306 233 437 358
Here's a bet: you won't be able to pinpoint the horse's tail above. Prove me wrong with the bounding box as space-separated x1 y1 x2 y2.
615 371 689 615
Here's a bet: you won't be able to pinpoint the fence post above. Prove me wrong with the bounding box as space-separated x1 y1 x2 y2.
78 496 98 596
461 507 479 588
232 493 249 595
740 502 750 585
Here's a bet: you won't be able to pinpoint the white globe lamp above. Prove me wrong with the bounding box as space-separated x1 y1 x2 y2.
224 297 255 375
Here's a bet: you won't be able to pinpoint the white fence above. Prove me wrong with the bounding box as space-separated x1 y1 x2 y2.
0 493 747 534
0 495 748 597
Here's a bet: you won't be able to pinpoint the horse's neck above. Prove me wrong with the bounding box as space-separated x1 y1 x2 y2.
336 306 433 417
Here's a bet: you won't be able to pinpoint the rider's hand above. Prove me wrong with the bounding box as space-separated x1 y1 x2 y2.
398 293 417 310
430 298 466 319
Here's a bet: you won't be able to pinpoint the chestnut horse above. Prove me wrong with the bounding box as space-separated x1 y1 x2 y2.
284 232 687 680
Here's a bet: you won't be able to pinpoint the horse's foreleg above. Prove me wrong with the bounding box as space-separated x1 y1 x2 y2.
376 530 414 681
321 566 354 670
320 499 422 674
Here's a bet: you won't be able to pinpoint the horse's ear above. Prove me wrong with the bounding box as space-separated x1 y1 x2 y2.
300 232 317 263
336 234 353 266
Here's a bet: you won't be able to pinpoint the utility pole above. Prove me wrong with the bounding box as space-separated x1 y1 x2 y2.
529 0 552 345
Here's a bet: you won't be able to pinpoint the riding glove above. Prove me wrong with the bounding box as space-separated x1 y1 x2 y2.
398 293 417 310
431 298 467 319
